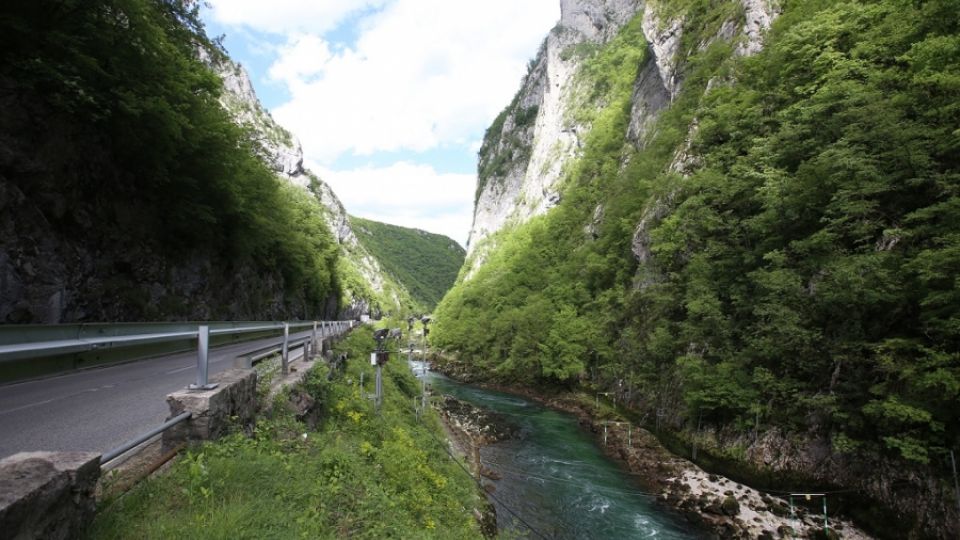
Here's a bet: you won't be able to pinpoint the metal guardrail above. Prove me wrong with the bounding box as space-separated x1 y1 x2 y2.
100 412 192 465
0 320 356 387
79 319 356 466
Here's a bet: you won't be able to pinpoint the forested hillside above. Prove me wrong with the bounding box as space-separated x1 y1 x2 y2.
0 0 341 321
434 1 960 537
350 217 465 311
0 0 430 323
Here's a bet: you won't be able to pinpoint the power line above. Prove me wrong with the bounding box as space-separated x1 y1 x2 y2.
416 408 552 540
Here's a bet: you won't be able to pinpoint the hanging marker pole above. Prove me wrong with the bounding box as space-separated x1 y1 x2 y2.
376 364 383 412
951 450 960 518
823 496 829 532
281 322 290 375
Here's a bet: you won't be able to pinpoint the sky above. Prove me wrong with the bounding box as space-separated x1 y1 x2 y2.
200 0 560 246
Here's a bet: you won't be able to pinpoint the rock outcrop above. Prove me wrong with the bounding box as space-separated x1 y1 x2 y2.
468 0 643 266
465 0 779 279
199 52 409 319
0 451 101 540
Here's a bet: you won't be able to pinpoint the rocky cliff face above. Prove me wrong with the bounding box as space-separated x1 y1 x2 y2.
203 53 409 319
454 1 959 537
468 1 641 265
204 50 305 180
0 34 403 324
466 0 778 275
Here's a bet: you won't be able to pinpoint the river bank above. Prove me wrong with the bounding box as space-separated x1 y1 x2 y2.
429 355 873 540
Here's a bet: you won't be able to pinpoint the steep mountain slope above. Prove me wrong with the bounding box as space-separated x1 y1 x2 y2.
0 1 339 322
350 216 466 311
0 0 411 322
435 0 960 537
202 51 418 319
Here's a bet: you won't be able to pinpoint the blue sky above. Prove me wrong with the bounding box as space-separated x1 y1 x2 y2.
200 1 559 246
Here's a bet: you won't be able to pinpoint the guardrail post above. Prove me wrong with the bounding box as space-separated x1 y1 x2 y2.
188 325 218 390
312 321 318 357
281 323 290 375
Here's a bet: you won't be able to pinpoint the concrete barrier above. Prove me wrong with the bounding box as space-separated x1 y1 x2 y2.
163 368 258 450
0 451 100 540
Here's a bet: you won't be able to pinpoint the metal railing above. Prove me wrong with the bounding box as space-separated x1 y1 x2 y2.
0 319 356 387
100 411 192 465
63 319 356 466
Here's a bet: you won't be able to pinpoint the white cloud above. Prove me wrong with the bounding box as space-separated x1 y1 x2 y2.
206 0 559 241
205 0 387 35
266 0 559 163
314 161 475 246
267 34 332 83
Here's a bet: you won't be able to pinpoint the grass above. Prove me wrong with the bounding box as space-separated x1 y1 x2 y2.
88 327 486 539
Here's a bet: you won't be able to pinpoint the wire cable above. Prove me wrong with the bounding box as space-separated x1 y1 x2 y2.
415 406 552 540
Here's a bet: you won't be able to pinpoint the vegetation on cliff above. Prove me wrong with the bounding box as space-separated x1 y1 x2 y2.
434 1 960 533
0 0 339 320
350 216 466 311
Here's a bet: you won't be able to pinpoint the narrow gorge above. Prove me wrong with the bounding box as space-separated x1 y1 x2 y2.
434 1 960 538
1 1 957 538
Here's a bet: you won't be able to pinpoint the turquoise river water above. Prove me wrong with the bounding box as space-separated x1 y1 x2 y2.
410 361 702 539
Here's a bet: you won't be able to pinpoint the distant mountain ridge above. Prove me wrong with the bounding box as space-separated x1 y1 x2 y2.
202 43 421 319
349 216 465 311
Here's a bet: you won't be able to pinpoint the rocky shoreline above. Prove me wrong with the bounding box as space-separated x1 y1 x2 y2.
435 394 511 538
430 357 874 540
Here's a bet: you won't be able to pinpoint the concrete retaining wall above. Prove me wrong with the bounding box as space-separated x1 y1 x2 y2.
0 451 100 540
163 368 258 450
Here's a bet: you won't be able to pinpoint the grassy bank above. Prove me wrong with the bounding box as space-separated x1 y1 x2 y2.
89 327 486 539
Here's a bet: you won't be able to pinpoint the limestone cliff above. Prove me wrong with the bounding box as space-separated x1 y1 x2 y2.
445 0 960 537
0 7 406 323
466 0 777 276
202 52 413 319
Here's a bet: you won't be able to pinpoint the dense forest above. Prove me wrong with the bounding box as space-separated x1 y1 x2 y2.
0 0 340 321
433 0 959 535
350 216 465 311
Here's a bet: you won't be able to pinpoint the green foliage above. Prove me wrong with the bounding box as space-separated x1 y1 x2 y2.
436 0 960 471
89 328 484 539
0 0 340 317
434 12 650 385
475 87 539 205
349 216 465 311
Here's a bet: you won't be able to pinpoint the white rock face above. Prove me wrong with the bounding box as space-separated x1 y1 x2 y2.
201 47 397 316
640 8 683 100
467 0 643 266
560 0 643 42
737 0 780 57
199 48 306 181
461 0 780 277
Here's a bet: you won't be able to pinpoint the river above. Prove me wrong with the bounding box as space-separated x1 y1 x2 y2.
410 360 702 539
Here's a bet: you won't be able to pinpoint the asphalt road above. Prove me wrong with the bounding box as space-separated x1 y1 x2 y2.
0 330 320 459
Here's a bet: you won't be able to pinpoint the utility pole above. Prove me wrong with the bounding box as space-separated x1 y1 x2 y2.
372 329 390 413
